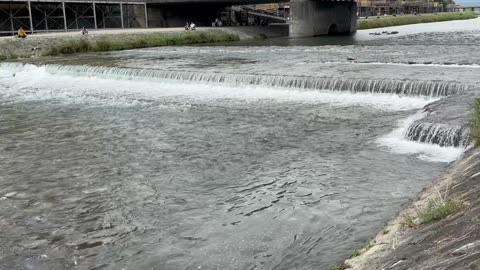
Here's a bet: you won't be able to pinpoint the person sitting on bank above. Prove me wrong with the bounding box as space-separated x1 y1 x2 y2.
185 22 190 30
190 22 196 30
80 27 89 35
17 27 27 38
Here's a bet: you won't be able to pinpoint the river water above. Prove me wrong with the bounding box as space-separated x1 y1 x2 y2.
1 19 479 270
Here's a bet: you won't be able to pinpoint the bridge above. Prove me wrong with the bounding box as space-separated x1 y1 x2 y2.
0 0 357 37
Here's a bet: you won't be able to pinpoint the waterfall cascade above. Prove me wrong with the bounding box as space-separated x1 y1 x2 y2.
5 63 470 97
2 63 474 149
405 121 470 147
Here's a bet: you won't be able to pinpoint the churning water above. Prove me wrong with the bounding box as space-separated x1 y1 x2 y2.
0 19 479 270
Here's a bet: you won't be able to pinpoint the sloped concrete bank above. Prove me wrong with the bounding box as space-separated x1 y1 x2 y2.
343 149 480 270
340 96 480 270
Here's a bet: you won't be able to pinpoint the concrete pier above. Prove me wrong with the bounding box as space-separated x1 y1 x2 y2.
289 0 357 37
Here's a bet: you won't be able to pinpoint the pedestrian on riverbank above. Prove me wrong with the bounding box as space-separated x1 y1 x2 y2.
190 22 196 30
80 27 89 35
17 27 27 38
185 22 190 30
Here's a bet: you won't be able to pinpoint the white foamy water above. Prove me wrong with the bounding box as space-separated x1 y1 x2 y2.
377 113 466 162
0 64 436 111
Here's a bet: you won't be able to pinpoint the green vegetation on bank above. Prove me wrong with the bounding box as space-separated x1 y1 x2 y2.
401 199 461 228
471 99 480 147
45 31 239 56
358 12 478 30
349 240 375 259
418 200 461 224
350 250 361 258
329 263 350 270
0 31 239 60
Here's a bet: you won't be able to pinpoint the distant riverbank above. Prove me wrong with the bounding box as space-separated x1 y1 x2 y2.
0 25 292 60
358 12 478 29
0 29 240 60
0 13 477 60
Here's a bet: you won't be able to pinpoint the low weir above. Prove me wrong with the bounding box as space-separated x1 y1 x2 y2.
3 63 473 97
405 122 470 147
402 90 480 148
3 61 476 151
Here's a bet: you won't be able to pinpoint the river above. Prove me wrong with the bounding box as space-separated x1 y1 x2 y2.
0 18 479 270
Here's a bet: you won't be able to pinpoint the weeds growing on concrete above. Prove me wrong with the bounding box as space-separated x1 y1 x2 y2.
418 200 461 224
329 262 350 270
471 99 480 147
348 240 375 260
400 199 461 228
364 241 375 252
358 12 478 30
400 213 417 229
350 250 361 258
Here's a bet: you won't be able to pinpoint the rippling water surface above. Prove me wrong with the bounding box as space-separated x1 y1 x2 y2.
0 19 479 270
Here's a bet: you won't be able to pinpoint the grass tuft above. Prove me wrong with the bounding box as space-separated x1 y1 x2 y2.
400 213 417 229
358 12 478 30
400 200 461 229
349 240 375 259
471 99 480 147
330 263 350 270
364 241 374 252
350 250 361 258
418 200 461 224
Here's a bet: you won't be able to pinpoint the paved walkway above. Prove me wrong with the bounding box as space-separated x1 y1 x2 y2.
0 27 205 40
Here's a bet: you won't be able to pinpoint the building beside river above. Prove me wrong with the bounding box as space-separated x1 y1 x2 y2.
355 0 454 16
252 1 455 20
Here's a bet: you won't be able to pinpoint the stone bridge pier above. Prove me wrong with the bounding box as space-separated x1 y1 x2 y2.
289 0 357 37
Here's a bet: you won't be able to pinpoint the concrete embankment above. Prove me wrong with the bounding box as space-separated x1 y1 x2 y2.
0 26 288 60
343 148 480 270
339 94 480 269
